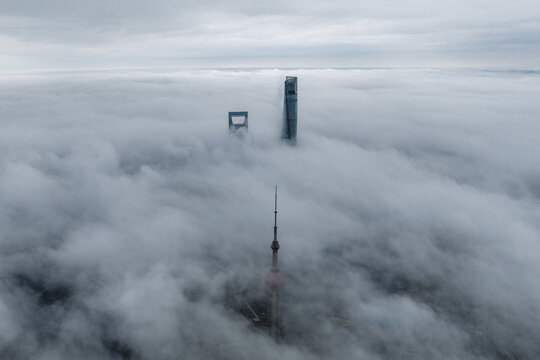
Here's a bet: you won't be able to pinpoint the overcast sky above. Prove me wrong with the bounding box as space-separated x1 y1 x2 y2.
1 0 539 71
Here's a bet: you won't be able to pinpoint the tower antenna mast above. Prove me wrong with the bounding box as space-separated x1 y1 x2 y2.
268 186 282 340
272 186 279 267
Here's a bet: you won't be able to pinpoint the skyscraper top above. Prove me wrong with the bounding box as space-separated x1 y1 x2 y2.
282 77 298 144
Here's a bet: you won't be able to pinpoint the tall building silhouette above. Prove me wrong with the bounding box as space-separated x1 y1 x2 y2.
282 77 298 144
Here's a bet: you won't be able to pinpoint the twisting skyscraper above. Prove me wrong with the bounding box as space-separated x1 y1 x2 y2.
282 77 298 144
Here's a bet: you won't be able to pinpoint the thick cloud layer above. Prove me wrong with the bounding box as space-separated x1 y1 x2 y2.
0 69 539 359
1 0 539 69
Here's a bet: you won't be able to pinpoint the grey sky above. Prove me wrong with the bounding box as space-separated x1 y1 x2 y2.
1 0 539 70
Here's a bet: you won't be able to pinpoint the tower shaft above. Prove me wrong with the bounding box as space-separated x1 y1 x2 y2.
268 186 282 340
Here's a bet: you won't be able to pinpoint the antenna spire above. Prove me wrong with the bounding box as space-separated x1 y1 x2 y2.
271 186 280 256
268 186 283 340
274 186 278 228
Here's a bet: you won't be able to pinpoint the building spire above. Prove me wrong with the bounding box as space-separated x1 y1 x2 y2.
271 186 280 267
274 185 278 228
268 186 283 340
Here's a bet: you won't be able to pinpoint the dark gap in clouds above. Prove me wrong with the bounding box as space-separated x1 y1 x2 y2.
12 274 72 307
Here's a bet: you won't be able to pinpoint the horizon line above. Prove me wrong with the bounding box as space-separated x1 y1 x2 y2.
1 66 539 77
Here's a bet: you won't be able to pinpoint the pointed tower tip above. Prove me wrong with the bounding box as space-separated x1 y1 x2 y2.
275 186 278 213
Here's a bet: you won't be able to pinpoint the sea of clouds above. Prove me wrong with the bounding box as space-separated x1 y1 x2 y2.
0 68 539 359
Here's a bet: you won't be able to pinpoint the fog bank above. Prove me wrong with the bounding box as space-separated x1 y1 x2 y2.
0 69 539 359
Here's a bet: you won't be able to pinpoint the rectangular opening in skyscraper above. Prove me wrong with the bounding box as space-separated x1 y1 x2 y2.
228 111 248 130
